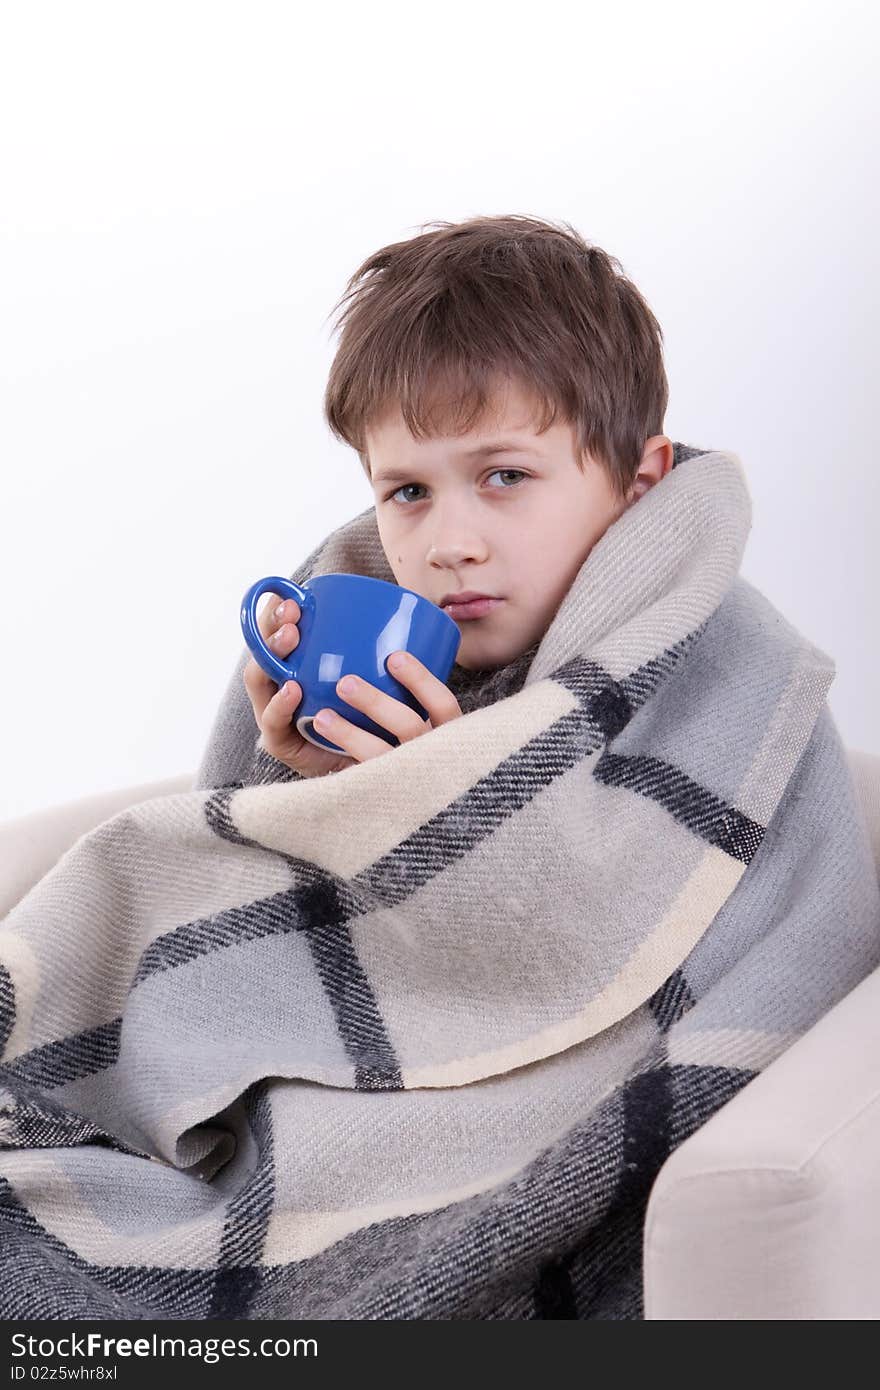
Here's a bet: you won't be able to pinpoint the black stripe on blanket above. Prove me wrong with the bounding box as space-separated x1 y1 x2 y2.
355 639 711 906
294 877 402 1090
0 1072 148 1157
593 752 765 864
0 964 14 1055
0 1176 217 1318
130 868 401 1090
647 967 696 1033
131 870 363 986
203 788 401 1089
533 1060 674 1319
541 1060 754 1319
1 1019 122 1091
533 1255 579 1318
209 1085 276 1318
618 624 709 707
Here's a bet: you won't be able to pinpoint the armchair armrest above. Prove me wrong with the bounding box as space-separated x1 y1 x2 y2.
643 962 880 1319
0 774 194 919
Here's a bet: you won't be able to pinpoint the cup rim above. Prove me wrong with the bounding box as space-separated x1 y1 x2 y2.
307 572 459 627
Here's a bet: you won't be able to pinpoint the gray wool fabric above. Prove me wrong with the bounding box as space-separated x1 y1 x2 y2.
1 442 878 1320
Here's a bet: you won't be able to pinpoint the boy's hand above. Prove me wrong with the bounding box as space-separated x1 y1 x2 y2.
244 595 358 778
312 649 463 762
243 594 462 776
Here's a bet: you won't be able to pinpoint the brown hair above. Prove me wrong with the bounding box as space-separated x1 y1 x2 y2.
322 213 669 500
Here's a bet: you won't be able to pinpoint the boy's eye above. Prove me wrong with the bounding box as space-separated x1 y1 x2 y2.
386 469 527 505
389 483 427 504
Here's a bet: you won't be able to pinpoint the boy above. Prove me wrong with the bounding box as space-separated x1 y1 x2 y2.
6 214 877 1325
220 214 676 784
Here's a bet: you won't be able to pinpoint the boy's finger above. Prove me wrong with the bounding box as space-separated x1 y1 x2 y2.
243 655 274 696
311 709 393 763
385 652 462 729
244 658 293 719
269 622 300 655
257 594 301 640
262 680 300 733
333 676 425 744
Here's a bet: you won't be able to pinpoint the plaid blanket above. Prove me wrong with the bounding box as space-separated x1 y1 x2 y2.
1 443 878 1320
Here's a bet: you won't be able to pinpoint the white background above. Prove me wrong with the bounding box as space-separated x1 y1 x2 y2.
1 0 877 821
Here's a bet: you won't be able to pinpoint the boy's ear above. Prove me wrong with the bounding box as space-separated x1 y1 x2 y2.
627 436 674 504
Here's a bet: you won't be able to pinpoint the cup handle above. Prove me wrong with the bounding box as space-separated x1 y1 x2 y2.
240 576 315 686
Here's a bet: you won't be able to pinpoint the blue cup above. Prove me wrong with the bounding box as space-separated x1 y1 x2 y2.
240 572 462 754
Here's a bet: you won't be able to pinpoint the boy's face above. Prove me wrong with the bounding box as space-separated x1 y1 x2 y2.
365 378 673 671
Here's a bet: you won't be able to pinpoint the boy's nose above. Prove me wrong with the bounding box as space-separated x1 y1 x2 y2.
426 533 490 567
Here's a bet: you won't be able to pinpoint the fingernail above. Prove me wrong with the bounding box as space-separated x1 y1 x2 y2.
388 652 407 671
338 676 356 695
274 602 286 620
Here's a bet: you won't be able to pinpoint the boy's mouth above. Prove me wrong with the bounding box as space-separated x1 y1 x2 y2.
442 596 504 621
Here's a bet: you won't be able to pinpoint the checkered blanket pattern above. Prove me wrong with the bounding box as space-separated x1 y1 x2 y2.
2 445 878 1319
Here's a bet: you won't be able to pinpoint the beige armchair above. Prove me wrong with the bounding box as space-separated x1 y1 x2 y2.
2 751 879 1319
